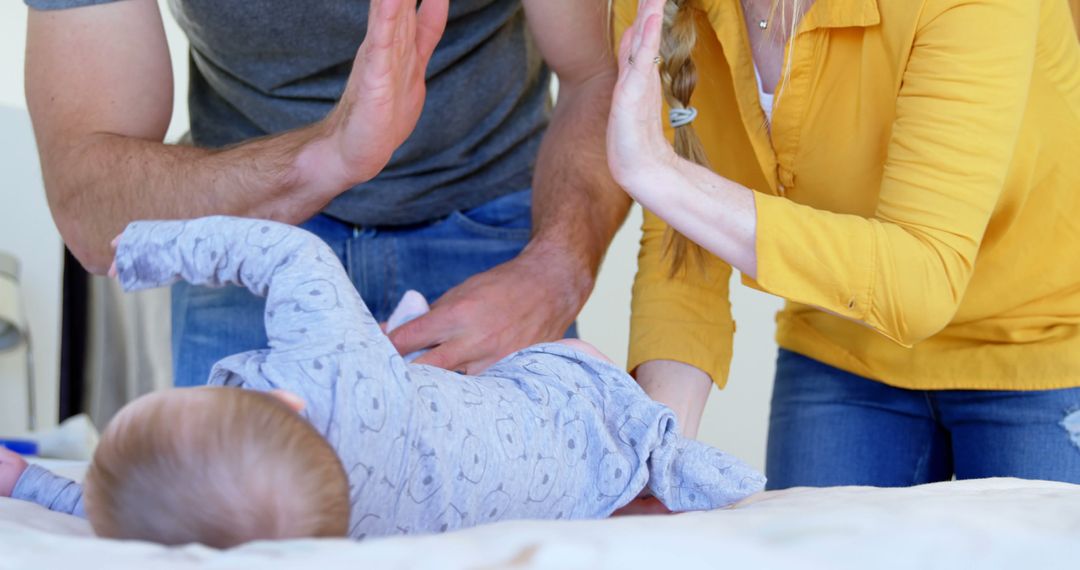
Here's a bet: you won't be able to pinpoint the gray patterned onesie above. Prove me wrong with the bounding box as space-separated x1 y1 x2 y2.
13 216 765 539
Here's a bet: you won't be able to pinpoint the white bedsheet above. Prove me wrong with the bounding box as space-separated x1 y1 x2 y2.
2 465 1078 569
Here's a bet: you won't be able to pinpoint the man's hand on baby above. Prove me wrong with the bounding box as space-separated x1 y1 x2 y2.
0 446 29 498
388 248 587 374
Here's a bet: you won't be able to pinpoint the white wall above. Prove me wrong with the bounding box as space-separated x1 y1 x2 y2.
0 5 59 434
0 1 781 471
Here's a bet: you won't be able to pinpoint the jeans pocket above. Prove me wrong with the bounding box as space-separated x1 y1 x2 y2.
449 189 533 241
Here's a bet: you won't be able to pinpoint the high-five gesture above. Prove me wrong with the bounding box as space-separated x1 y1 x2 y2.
312 0 449 188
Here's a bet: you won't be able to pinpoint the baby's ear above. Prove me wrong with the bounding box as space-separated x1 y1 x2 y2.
269 390 306 413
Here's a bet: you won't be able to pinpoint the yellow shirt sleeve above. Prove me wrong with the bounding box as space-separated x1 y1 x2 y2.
752 0 1039 347
629 209 735 388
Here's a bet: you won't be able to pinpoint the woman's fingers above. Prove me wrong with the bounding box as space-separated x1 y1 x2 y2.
621 0 665 81
631 0 662 57
623 14 662 84
616 18 636 78
635 13 663 73
643 0 666 24
630 3 645 57
635 0 665 62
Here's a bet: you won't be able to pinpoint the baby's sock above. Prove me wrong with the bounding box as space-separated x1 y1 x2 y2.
646 431 766 511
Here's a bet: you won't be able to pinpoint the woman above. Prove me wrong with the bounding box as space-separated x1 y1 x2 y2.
610 0 1080 488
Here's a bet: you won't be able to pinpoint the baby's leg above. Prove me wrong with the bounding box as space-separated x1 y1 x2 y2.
647 430 766 511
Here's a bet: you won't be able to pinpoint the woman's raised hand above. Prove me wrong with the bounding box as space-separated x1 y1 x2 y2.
607 0 678 190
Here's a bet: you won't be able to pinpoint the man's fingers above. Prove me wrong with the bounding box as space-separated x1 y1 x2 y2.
388 312 449 356
358 0 402 81
464 355 499 376
392 0 410 59
411 342 469 373
415 0 449 63
366 0 399 51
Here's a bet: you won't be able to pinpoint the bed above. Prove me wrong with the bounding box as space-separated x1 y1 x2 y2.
3 460 1078 569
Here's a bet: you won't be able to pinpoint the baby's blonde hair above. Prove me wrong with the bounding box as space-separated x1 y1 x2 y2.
84 388 349 549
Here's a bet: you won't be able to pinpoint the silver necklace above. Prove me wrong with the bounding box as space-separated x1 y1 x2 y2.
742 0 770 31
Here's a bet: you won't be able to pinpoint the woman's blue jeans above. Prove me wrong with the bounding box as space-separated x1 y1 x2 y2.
170 189 576 387
766 349 1080 489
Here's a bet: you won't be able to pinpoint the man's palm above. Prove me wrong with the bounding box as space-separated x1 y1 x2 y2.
331 0 448 183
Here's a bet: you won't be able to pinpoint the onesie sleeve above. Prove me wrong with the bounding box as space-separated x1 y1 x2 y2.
113 216 398 362
11 464 86 518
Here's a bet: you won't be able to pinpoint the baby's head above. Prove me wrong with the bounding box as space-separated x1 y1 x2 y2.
84 387 349 548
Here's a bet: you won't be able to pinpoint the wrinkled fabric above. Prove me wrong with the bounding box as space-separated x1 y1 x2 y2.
618 0 1080 391
17 216 764 539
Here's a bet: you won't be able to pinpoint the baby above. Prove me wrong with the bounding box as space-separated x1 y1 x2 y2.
1 216 764 548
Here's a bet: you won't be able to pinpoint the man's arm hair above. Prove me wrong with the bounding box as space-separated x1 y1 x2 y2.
522 0 633 300
26 0 447 273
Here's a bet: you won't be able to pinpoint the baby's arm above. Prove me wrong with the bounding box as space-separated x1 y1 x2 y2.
114 216 395 359
0 446 27 499
1 448 84 517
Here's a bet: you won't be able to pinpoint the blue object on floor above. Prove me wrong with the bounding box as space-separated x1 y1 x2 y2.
0 439 38 455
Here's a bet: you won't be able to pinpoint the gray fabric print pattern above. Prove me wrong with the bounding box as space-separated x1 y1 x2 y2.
15 216 765 539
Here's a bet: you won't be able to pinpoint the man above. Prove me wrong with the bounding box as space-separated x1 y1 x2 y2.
25 0 630 385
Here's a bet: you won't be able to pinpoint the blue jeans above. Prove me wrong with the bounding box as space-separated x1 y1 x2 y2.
171 189 576 387
766 349 1080 489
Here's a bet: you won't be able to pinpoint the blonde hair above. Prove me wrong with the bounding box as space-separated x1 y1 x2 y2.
614 0 805 273
659 0 710 272
84 388 350 549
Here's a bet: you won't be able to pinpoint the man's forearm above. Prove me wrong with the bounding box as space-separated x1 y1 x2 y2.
30 0 446 275
528 71 632 305
42 125 345 273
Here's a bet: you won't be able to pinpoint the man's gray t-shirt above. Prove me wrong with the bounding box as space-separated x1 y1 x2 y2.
25 0 551 226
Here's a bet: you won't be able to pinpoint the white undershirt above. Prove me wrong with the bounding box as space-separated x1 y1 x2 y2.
753 65 775 122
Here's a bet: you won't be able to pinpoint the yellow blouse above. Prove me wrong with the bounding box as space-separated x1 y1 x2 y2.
616 0 1080 390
